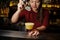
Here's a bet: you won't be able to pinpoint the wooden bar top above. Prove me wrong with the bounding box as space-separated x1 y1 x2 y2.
0 30 60 40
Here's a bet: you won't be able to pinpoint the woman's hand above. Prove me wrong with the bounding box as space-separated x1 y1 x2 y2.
28 26 46 37
28 29 40 37
17 0 24 11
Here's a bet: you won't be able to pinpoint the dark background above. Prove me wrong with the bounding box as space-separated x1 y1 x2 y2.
0 0 60 33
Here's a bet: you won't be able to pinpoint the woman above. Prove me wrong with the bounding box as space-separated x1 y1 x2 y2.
11 0 49 37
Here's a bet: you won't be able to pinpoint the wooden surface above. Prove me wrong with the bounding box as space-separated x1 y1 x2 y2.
0 30 60 40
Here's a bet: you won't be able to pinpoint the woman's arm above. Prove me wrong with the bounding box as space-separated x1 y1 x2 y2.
28 9 49 36
11 10 21 23
11 0 24 23
37 9 49 30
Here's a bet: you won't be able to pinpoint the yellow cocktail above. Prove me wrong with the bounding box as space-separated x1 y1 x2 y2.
25 22 34 30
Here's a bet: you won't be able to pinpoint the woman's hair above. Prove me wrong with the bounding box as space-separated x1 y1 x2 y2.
37 0 44 24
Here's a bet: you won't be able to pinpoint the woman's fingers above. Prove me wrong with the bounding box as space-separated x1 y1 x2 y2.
18 3 22 7
17 0 24 10
32 31 37 36
28 30 40 37
28 31 34 36
18 0 24 7
19 0 22 3
35 31 39 36
19 0 24 5
32 31 39 36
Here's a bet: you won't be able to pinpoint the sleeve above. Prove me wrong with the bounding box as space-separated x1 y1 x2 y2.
42 9 49 27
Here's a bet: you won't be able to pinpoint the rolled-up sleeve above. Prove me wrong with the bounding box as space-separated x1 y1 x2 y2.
42 9 49 26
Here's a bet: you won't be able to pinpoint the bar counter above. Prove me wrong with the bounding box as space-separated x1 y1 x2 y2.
0 30 60 40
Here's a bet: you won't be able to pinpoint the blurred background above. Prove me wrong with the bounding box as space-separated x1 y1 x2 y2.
0 0 60 33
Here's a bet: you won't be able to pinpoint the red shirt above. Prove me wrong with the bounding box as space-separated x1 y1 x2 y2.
19 9 49 29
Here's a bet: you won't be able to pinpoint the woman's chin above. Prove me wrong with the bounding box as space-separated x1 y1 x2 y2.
32 8 37 10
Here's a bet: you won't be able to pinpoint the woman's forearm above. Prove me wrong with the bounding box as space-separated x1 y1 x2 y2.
11 0 25 23
11 10 21 23
36 25 46 31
